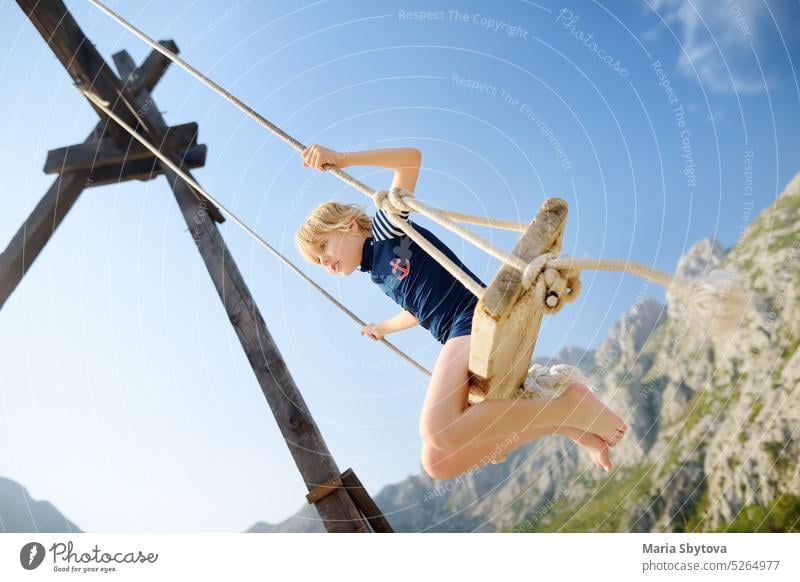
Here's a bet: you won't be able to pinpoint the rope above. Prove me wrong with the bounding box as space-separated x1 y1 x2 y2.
85 0 526 235
85 0 681 315
84 0 749 380
76 87 432 379
432 210 526 232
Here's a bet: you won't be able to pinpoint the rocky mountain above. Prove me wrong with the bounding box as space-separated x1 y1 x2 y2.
9 176 795 534
0 477 82 533
251 172 800 533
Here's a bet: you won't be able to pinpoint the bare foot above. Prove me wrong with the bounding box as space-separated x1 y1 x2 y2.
572 430 613 472
561 383 628 446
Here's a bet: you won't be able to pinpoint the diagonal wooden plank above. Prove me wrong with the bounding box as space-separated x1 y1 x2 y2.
113 49 369 532
83 144 206 187
0 170 88 310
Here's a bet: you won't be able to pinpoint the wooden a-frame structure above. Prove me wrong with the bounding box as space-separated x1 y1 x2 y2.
2 0 391 533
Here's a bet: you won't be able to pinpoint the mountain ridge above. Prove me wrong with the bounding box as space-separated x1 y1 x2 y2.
249 172 800 533
5 174 798 533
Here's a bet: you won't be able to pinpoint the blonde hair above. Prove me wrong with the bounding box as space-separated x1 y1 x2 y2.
295 201 373 264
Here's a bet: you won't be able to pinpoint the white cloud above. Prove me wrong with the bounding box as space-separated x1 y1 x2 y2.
648 0 772 94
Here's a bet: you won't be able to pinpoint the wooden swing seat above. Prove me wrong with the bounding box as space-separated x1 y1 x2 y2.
467 198 568 405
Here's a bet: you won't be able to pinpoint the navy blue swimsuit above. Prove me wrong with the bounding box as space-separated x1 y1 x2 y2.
359 209 486 344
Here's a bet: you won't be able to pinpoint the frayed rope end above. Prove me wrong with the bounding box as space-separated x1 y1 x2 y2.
520 364 595 399
667 268 751 339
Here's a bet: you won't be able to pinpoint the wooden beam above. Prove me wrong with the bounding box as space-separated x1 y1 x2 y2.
113 49 369 532
84 144 207 187
44 123 199 174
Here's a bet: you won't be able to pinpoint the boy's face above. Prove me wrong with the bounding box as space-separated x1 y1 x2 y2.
312 219 365 276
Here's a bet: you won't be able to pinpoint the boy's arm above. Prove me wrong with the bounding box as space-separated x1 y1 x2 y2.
338 147 422 193
380 309 420 334
361 310 419 340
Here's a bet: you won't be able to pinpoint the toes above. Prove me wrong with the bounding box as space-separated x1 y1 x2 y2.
603 423 627 447
598 450 612 473
609 426 626 445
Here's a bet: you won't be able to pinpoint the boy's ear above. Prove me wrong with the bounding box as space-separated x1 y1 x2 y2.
348 218 359 232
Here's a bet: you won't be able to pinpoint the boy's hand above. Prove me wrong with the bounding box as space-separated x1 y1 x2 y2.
301 144 340 171
359 323 385 341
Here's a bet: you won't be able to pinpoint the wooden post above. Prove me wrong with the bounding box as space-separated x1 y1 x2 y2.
15 0 375 532
113 48 368 533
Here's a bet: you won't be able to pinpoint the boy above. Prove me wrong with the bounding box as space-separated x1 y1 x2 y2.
296 144 627 479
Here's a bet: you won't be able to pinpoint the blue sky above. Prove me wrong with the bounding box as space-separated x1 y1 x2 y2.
1 0 798 532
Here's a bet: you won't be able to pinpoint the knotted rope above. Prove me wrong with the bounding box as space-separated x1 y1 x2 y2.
372 186 749 339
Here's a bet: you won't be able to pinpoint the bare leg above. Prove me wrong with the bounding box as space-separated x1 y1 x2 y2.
422 425 612 480
419 336 627 452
